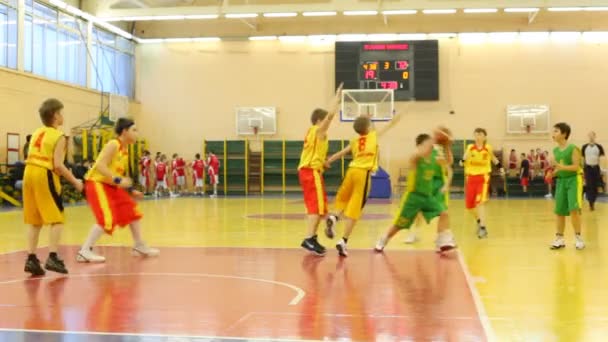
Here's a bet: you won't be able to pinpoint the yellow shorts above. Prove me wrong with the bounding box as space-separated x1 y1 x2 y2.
23 165 64 226
334 167 372 220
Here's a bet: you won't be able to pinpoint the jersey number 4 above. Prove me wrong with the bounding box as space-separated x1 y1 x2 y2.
33 132 46 151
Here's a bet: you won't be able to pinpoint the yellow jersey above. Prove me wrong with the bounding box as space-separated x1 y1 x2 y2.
298 125 329 171
464 143 493 175
348 131 378 172
86 139 129 184
26 126 64 170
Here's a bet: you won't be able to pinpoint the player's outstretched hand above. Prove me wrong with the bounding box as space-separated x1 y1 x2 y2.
324 161 332 169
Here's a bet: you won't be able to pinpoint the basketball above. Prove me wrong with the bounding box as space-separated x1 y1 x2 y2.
434 125 452 145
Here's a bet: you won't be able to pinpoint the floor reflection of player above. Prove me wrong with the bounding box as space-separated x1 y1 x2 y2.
380 254 455 341
23 277 67 331
298 255 326 339
86 269 141 333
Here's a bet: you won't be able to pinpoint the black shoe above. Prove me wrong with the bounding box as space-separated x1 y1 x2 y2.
325 215 337 239
24 256 45 276
310 235 326 253
301 237 325 256
45 255 68 274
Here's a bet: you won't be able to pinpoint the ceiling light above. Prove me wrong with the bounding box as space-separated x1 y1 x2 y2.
464 8 498 13
398 33 427 40
504 8 539 13
184 14 219 19
428 33 457 38
278 35 307 42
381 10 417 15
337 34 368 41
192 37 221 42
422 9 457 14
488 32 518 43
459 33 487 44
302 11 337 17
519 32 549 43
343 11 378 16
263 12 298 18
367 34 399 41
584 7 608 11
547 7 583 12
225 13 258 19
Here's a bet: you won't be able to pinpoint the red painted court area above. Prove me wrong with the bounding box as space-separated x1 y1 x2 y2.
0 247 486 341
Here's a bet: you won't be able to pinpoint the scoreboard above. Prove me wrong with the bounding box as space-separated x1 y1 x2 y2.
335 40 439 101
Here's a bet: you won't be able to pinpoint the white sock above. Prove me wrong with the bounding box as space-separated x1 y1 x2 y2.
82 225 105 251
129 220 145 246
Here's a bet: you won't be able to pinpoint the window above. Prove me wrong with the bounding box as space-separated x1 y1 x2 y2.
20 1 135 96
25 1 89 87
0 1 18 69
91 27 135 97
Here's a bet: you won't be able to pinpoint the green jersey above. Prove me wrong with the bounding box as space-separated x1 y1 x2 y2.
407 149 438 196
553 144 581 178
432 145 448 191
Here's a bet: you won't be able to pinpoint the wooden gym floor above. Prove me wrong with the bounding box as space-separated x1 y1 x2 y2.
0 195 606 341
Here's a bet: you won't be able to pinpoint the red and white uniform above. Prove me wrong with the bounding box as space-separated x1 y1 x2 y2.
539 151 547 169
139 156 151 187
207 154 220 185
172 158 186 186
192 159 205 187
155 161 168 189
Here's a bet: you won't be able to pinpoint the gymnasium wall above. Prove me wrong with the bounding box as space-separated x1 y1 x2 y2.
135 38 608 179
0 68 140 163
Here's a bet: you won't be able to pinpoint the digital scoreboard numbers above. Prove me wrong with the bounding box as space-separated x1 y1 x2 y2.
360 60 411 91
335 40 439 101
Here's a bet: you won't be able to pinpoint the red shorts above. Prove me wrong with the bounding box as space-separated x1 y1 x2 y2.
465 174 490 209
85 181 143 234
298 168 328 215
520 177 529 186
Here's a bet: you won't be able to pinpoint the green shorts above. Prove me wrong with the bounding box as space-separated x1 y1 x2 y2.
554 175 583 216
394 192 446 230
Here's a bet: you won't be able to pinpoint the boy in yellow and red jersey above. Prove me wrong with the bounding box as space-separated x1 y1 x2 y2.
76 118 159 263
324 113 403 257
461 128 503 238
23 99 83 276
298 84 342 256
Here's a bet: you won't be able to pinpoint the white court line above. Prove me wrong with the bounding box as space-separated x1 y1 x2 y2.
457 250 496 342
0 272 305 306
229 311 485 320
0 327 310 341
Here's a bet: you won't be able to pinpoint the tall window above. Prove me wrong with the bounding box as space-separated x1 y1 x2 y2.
0 0 18 69
91 28 135 98
24 1 87 86
21 1 135 97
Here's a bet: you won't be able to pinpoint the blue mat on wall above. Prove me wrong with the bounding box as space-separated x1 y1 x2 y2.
369 167 391 198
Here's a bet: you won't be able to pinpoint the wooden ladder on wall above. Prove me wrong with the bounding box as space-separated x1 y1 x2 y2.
248 151 262 194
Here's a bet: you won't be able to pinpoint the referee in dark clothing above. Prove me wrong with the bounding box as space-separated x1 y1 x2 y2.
582 131 605 211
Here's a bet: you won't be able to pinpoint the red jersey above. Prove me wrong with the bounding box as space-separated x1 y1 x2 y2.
156 162 167 180
140 156 151 175
172 158 186 176
192 159 205 178
207 154 219 174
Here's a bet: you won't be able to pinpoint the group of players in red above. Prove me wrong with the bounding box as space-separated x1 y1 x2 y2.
138 151 220 197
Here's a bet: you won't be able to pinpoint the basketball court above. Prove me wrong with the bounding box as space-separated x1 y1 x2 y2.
0 197 607 341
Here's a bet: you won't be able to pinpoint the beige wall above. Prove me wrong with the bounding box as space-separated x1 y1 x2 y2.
0 68 140 164
135 38 608 180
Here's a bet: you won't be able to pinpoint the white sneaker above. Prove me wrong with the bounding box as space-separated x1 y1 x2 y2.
374 237 387 252
575 235 585 250
132 244 160 257
435 231 457 252
404 230 419 244
550 236 566 249
76 248 106 263
545 193 552 199
336 239 348 257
